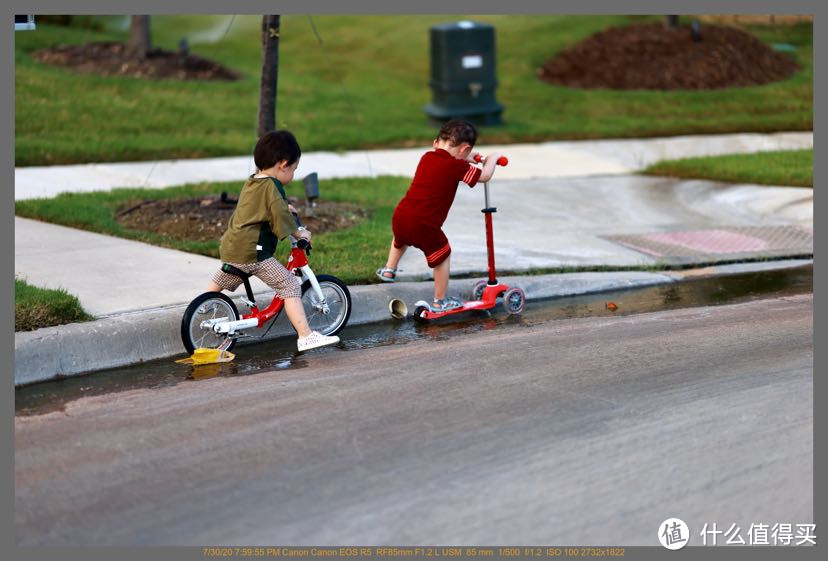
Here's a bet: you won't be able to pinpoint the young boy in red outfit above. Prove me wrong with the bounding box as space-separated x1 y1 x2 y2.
376 119 502 311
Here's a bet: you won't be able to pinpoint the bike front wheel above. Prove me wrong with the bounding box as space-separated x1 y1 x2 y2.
181 292 240 355
300 275 352 336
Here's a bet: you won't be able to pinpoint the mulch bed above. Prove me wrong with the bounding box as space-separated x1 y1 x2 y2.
32 41 241 81
537 22 800 90
115 195 368 243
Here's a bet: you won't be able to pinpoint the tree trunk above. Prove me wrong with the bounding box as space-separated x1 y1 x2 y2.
258 15 280 138
127 15 152 58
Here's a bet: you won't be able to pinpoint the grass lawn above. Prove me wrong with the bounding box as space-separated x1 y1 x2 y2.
15 15 812 166
643 149 813 187
15 278 94 332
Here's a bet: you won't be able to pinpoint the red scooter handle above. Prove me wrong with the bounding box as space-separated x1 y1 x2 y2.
473 154 509 166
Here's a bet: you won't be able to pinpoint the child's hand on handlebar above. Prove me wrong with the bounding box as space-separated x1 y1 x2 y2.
473 152 506 164
294 227 312 241
477 153 503 183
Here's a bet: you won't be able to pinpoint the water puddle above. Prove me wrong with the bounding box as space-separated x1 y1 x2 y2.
15 264 812 417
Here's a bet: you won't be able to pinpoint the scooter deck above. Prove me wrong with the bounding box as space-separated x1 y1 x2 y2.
418 299 496 320
415 283 511 321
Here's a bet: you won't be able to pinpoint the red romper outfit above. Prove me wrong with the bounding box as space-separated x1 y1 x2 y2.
392 148 482 267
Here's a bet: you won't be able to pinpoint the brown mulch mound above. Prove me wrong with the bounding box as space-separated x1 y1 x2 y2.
115 195 368 243
32 41 241 81
537 22 801 90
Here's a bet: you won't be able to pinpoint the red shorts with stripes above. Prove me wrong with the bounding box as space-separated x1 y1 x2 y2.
392 213 451 268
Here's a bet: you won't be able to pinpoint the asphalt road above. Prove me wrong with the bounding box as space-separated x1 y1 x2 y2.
15 294 813 547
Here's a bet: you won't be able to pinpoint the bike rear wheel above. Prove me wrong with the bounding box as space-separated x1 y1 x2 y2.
300 275 352 336
181 292 240 355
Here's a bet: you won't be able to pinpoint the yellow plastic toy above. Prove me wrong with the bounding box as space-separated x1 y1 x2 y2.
175 347 235 366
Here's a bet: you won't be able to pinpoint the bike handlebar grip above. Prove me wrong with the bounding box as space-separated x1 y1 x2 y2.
296 238 310 250
473 154 508 166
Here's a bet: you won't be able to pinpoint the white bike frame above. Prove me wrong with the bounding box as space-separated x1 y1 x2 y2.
203 260 330 336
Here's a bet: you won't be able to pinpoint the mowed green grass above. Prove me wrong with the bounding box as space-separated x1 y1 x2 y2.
644 149 813 187
15 15 812 166
15 278 94 331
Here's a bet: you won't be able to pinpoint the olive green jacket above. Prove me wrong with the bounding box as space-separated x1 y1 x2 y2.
219 176 295 263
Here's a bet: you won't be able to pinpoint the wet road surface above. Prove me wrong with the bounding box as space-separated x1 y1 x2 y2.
16 264 812 416
14 266 813 546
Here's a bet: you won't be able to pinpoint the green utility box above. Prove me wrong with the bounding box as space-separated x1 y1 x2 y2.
424 20 504 125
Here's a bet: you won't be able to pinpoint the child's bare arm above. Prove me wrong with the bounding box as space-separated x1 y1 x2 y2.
478 153 501 183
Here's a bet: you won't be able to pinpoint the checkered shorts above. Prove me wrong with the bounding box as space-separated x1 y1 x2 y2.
211 258 302 299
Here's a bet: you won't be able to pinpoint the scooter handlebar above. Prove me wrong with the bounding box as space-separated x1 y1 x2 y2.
473 154 508 166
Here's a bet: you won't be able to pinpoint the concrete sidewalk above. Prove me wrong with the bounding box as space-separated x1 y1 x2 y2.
14 131 812 200
13 132 814 385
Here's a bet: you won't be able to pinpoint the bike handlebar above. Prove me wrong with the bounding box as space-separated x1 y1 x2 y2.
474 154 509 166
291 212 312 253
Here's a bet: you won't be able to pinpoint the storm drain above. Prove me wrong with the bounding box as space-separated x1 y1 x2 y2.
604 225 813 265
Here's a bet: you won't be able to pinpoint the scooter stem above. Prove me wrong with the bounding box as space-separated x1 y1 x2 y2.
481 181 498 285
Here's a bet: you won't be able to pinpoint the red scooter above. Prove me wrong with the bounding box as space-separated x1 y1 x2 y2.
411 154 525 322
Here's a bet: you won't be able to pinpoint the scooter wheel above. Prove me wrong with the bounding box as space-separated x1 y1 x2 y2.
503 287 526 314
413 305 430 323
471 280 488 301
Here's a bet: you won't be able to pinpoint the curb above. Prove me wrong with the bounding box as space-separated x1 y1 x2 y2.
14 259 811 386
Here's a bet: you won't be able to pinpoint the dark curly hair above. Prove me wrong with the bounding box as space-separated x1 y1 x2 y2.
436 119 477 147
254 130 301 170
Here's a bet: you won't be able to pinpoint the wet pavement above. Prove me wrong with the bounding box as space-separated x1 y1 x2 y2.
15 263 812 417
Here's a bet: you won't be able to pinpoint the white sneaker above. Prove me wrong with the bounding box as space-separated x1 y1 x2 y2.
297 331 340 352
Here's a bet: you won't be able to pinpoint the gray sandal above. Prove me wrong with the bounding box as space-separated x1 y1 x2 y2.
376 267 397 282
432 296 463 311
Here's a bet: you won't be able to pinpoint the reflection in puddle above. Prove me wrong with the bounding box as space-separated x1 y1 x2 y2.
15 264 812 417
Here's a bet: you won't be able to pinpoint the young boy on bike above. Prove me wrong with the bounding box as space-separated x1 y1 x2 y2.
376 119 502 311
206 130 340 352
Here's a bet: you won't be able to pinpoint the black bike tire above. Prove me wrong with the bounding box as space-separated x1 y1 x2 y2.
180 291 240 355
299 274 352 336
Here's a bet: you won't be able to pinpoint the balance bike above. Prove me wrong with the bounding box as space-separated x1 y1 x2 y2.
181 217 351 356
